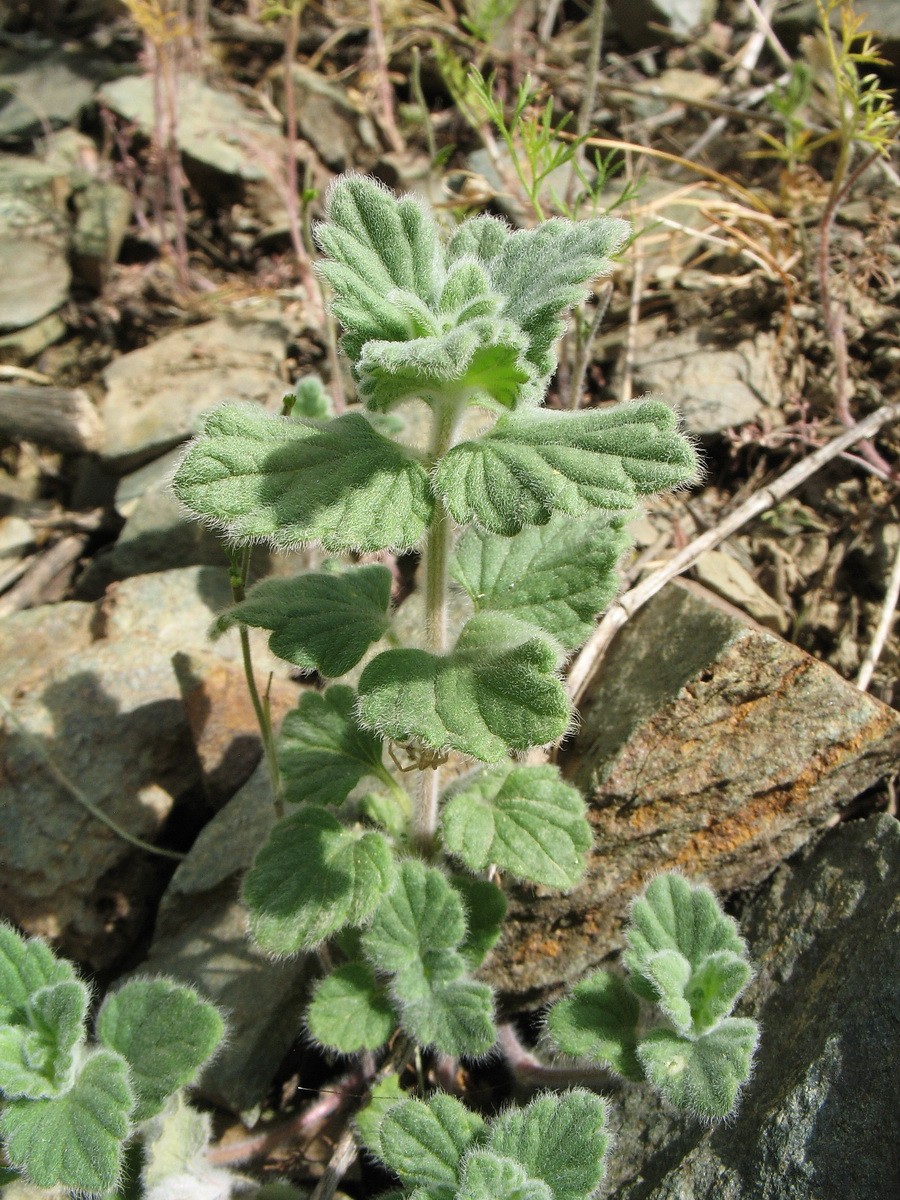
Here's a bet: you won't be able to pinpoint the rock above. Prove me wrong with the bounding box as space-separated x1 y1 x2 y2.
609 0 717 49
0 566 286 967
173 649 299 808
73 179 132 289
631 328 780 435
100 312 290 469
0 311 67 360
0 47 104 141
604 814 900 1198
0 514 34 558
273 64 379 172
693 550 789 633
144 764 311 1117
483 580 900 1008
0 154 71 332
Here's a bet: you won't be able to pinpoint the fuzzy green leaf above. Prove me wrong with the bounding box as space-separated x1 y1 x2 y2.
140 1091 211 1190
0 1049 133 1193
244 807 395 954
458 1151 552 1200
448 215 510 265
545 970 642 1080
362 861 496 1056
435 401 698 536
215 565 393 677
279 686 390 807
356 319 533 414
172 404 433 553
642 950 694 1036
624 873 748 1005
95 978 224 1122
355 1071 404 1160
0 926 75 1025
358 613 569 763
486 1089 609 1200
450 513 630 651
685 951 754 1034
0 980 88 1099
289 374 331 419
307 962 398 1054
315 175 443 362
441 762 590 888
450 876 507 969
359 789 410 836
485 217 630 382
377 1094 485 1193
637 1019 759 1120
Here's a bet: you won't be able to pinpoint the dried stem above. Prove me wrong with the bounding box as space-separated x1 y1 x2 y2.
856 529 900 693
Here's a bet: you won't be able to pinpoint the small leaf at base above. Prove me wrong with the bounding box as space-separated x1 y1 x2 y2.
307 962 397 1054
546 970 642 1080
637 1019 759 1120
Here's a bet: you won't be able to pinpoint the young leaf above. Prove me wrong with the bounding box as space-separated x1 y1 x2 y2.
0 1049 133 1193
140 1091 212 1190
448 215 510 266
356 319 533 415
642 949 694 1036
434 401 698 536
441 762 590 888
637 1019 759 1120
458 1151 552 1200
0 925 76 1025
244 807 395 953
288 374 331 419
624 873 747 1001
214 565 393 678
279 686 391 807
355 1071 404 1160
377 1093 485 1193
449 513 630 651
0 980 88 1099
315 174 444 362
685 950 753 1034
361 861 496 1056
450 876 507 969
306 962 398 1054
173 404 434 553
95 978 224 1122
359 789 410 837
358 613 570 763
545 970 642 1080
486 1089 609 1200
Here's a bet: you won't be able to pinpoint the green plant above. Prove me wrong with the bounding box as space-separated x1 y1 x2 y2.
166 174 754 1191
0 924 224 1193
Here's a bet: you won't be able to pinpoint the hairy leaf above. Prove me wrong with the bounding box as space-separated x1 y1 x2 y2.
215 565 393 677
486 1089 609 1200
173 404 433 552
637 1019 759 1120
377 1094 485 1192
450 513 630 651
545 970 642 1080
355 1071 404 1160
642 950 694 1036
458 1151 552 1200
0 1050 133 1192
362 860 465 974
141 1091 212 1190
96 978 224 1122
358 613 569 763
0 925 75 1025
307 962 397 1054
435 401 698 536
450 876 507 969
0 980 88 1099
448 215 510 265
279 686 390 807
624 873 748 1004
685 950 753 1034
398 978 495 1057
244 807 395 953
356 319 533 414
441 762 590 888
288 375 332 419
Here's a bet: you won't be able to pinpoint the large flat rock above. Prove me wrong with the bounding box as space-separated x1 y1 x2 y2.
483 581 900 1007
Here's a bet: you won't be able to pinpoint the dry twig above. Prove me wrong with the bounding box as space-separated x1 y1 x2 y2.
856 530 900 693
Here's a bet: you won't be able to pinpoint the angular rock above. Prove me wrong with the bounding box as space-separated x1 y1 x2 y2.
274 64 379 172
610 0 717 49
0 154 71 331
100 313 290 469
0 311 66 359
483 581 900 1008
144 764 311 1117
604 814 900 1198
0 47 103 141
632 328 780 435
73 179 132 289
693 551 789 633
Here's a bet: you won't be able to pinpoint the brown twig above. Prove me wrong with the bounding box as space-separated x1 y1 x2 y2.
856 528 900 693
567 402 900 704
0 534 87 620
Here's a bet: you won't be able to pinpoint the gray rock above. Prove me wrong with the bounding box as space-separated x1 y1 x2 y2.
0 154 71 331
0 311 66 358
0 515 34 558
610 0 718 50
604 814 900 1199
483 581 900 1007
73 179 132 289
0 47 103 141
145 764 311 1117
274 64 379 172
632 328 780 435
100 313 290 469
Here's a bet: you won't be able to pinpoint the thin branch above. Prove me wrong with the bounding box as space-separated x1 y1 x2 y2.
567 402 900 705
856 530 900 692
0 534 87 619
743 0 793 71
569 283 612 410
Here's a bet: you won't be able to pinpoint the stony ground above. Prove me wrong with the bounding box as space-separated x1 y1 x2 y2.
0 1 899 1196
